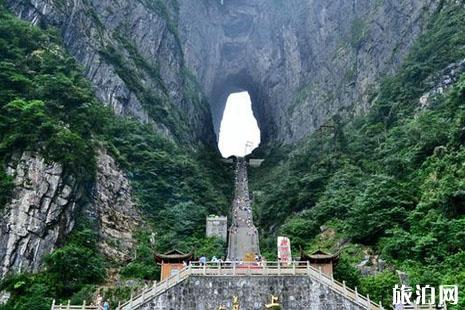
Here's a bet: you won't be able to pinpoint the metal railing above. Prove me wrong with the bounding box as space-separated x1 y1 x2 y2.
114 261 385 310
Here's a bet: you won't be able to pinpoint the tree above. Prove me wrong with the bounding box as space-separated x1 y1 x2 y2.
348 176 415 244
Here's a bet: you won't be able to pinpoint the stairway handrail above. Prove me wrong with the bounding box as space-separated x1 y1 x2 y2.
110 261 383 310
118 265 192 310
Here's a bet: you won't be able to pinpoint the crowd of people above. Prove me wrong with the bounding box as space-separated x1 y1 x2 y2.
230 159 258 234
197 253 264 266
227 157 261 261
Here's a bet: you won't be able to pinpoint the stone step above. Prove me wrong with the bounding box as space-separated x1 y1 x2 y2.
115 262 384 310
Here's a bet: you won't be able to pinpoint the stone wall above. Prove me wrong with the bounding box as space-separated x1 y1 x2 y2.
139 276 367 310
206 216 228 241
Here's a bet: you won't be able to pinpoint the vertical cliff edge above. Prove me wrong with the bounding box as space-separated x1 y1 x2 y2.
2 0 464 307
5 0 439 145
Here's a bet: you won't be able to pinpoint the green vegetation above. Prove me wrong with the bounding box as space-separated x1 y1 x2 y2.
0 162 12 207
350 17 367 49
3 0 465 308
0 223 106 310
0 12 98 180
0 3 231 308
251 2 465 308
119 232 160 280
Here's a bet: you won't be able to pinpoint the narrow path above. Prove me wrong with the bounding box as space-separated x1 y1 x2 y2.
227 157 260 261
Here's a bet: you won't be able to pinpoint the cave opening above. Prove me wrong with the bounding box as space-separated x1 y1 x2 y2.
218 91 260 158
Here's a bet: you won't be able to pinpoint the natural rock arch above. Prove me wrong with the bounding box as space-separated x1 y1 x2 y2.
208 70 271 146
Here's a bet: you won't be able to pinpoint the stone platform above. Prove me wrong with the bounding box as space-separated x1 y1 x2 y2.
138 275 367 310
116 263 383 310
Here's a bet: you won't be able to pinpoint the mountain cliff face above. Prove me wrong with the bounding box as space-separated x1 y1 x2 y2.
0 152 80 277
248 2 465 306
5 0 439 144
0 1 230 282
0 0 443 286
5 0 213 143
89 150 142 262
2 0 465 308
0 150 141 278
180 0 440 143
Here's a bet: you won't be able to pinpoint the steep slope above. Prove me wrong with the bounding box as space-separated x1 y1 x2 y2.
6 0 439 145
5 0 215 143
0 5 231 308
249 1 465 307
2 0 465 309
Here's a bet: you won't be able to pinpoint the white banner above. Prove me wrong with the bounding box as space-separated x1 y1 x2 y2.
277 236 292 263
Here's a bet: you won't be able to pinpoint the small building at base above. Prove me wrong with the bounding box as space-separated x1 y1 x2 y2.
299 249 339 277
155 249 193 281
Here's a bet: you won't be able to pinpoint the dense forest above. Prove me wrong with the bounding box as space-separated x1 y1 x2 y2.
251 2 465 307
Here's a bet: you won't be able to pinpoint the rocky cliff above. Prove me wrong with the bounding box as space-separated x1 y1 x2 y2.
88 150 142 262
0 152 80 277
0 150 140 278
5 0 214 144
181 0 440 144
0 0 450 291
5 0 440 145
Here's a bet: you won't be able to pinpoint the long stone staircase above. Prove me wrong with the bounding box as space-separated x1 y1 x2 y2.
227 157 260 261
51 158 388 309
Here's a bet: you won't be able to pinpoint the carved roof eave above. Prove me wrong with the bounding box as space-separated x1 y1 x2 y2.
154 249 193 263
299 248 340 262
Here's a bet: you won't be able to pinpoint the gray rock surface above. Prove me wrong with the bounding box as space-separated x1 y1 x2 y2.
139 275 367 310
5 0 441 146
0 152 79 278
181 0 440 144
0 291 10 305
0 150 140 278
418 59 465 110
5 0 212 143
88 150 141 262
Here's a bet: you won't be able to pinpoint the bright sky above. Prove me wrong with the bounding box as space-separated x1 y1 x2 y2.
218 92 261 158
